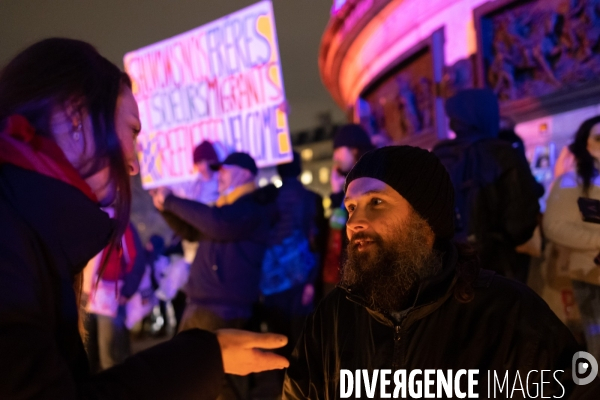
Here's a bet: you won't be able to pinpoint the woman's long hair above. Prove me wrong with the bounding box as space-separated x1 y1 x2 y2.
568 116 600 196
0 38 132 278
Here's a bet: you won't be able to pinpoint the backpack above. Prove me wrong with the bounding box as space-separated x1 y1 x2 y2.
436 139 486 243
260 229 317 296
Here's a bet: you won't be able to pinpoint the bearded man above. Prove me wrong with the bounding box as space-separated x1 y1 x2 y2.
283 146 599 399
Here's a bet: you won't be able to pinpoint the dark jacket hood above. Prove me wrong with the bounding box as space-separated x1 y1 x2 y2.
445 89 500 139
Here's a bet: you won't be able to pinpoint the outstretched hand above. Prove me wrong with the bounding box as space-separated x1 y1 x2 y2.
215 329 289 376
149 187 171 211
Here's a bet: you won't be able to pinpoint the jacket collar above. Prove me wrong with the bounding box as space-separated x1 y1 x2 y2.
216 181 256 207
341 241 459 329
0 164 115 277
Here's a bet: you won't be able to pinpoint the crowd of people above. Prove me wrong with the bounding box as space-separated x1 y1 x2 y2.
1 37 600 399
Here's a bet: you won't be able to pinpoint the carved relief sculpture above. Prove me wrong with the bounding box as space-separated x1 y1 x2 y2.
482 0 600 102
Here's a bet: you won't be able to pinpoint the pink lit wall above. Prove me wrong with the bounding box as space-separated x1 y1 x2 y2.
337 0 490 107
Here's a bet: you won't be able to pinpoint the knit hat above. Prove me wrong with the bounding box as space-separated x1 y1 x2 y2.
210 152 258 176
193 141 219 164
333 124 374 151
344 146 455 240
277 151 302 178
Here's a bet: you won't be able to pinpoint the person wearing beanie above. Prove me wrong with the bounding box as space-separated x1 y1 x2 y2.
322 124 376 296
331 123 375 192
191 140 220 205
432 88 540 283
167 140 221 307
168 140 220 208
283 146 597 399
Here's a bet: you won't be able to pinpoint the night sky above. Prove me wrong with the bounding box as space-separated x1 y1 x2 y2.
0 0 345 131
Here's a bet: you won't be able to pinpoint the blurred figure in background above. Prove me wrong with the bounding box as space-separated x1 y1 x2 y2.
322 124 374 296
173 141 222 332
498 116 527 162
497 116 545 283
256 151 326 396
263 152 326 327
190 140 220 205
544 116 600 359
433 89 540 283
82 220 146 371
151 152 279 400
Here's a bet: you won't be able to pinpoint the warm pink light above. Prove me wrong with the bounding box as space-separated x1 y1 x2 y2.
326 0 490 108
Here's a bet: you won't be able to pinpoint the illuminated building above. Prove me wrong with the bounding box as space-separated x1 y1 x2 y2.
320 0 600 198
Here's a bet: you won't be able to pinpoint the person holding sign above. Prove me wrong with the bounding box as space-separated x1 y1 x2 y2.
0 38 288 400
152 151 279 400
152 152 279 335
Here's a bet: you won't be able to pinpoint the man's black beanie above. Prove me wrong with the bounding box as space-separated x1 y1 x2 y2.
344 146 455 240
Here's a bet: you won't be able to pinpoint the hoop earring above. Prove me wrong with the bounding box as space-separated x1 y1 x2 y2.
72 122 82 141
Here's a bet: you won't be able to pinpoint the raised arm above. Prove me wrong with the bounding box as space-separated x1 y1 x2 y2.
163 195 264 242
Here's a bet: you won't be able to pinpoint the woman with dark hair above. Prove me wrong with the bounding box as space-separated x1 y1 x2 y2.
544 115 600 360
0 38 287 399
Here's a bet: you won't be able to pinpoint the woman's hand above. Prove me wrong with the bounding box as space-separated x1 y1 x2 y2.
215 329 289 376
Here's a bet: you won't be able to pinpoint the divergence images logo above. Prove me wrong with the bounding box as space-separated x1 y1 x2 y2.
572 351 598 386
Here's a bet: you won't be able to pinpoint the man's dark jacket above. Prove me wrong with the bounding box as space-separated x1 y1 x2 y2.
162 184 278 318
283 244 600 399
0 165 224 399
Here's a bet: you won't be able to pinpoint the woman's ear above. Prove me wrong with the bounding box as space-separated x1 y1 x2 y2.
50 99 94 171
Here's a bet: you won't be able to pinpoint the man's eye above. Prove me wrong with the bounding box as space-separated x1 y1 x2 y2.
371 198 383 206
346 205 355 213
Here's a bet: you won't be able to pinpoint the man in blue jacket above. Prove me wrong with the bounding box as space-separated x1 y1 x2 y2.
152 152 278 400
152 152 278 331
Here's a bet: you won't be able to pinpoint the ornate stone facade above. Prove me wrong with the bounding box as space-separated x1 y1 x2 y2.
479 0 600 102
358 30 444 146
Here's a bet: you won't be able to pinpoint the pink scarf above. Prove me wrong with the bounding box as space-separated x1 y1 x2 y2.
0 115 97 202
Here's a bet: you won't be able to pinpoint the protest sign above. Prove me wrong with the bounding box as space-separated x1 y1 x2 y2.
124 0 292 189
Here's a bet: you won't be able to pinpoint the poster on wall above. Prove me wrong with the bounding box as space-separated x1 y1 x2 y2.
529 142 557 211
124 0 292 189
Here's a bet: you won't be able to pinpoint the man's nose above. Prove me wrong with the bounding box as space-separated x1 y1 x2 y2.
346 208 369 236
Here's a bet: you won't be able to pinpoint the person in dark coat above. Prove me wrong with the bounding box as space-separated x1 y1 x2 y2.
283 146 599 399
0 38 287 399
432 89 541 282
151 152 279 400
152 152 279 332
255 151 326 396
264 151 326 330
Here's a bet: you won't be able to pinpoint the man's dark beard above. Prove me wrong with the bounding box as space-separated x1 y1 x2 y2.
340 211 443 312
